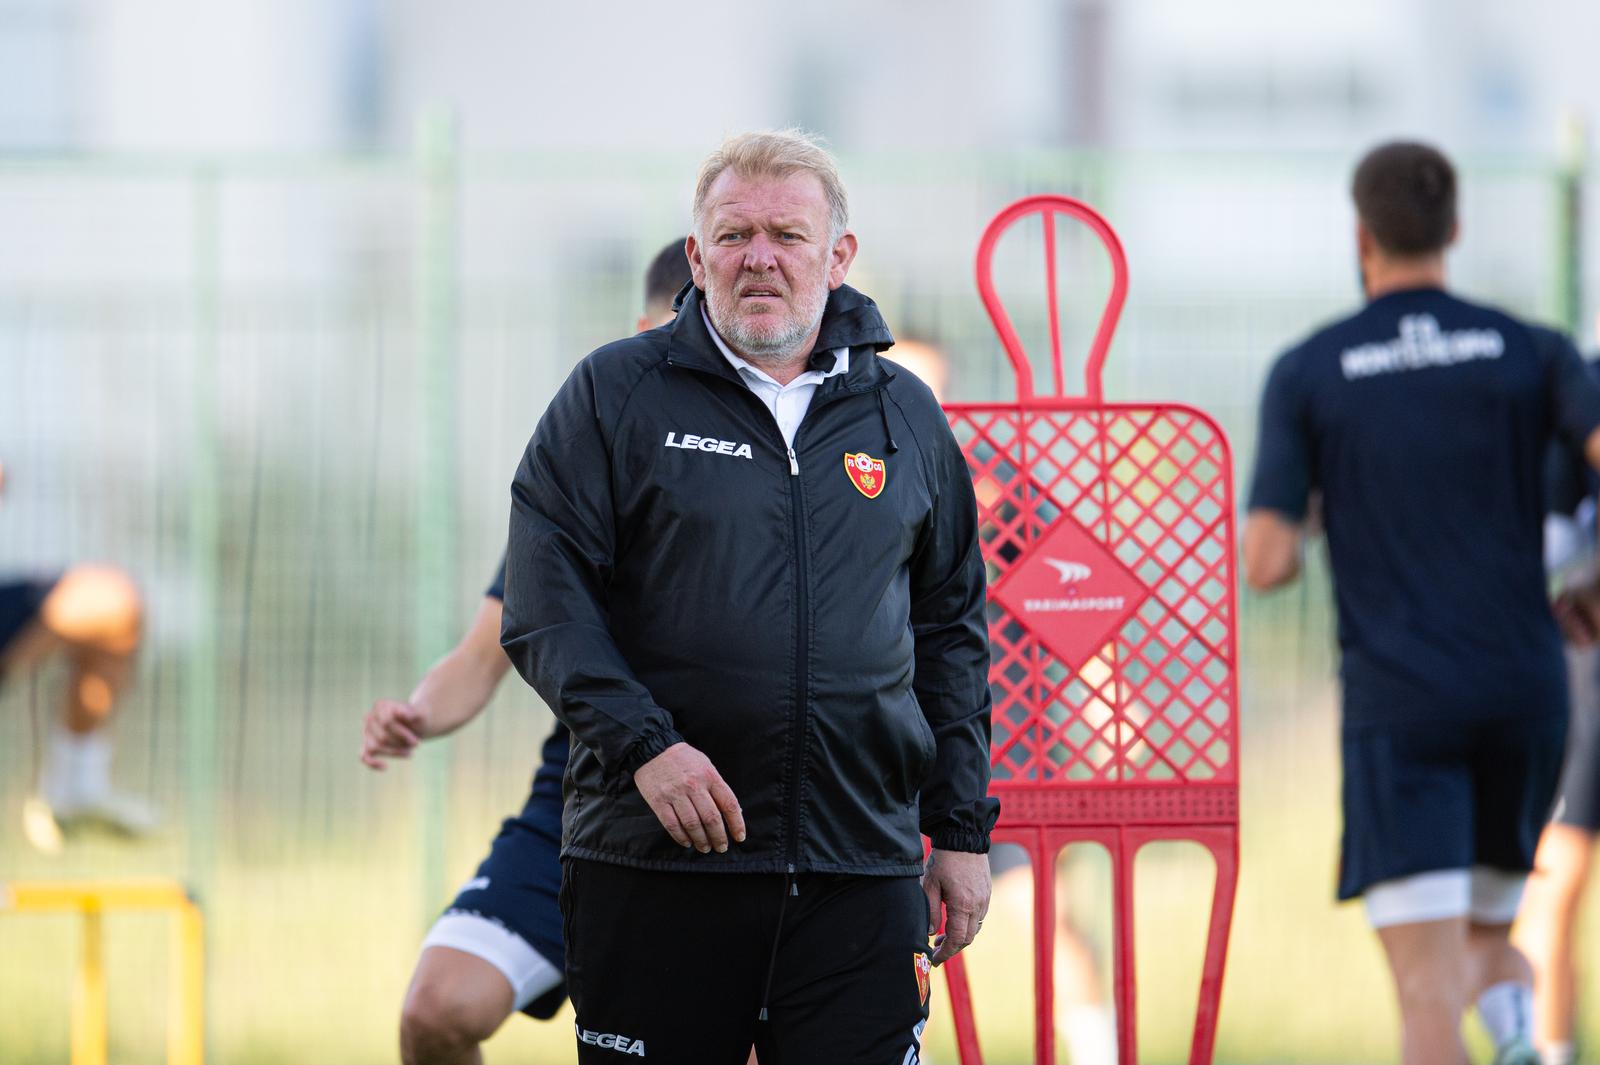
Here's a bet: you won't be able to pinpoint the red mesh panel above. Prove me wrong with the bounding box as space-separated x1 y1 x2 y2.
955 405 1238 794
938 196 1238 1065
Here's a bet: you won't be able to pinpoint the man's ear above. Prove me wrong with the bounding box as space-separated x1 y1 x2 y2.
827 231 859 290
685 233 707 290
1355 220 1373 259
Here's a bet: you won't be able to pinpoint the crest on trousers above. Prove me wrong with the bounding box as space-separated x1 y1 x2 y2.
844 452 887 499
914 952 932 1006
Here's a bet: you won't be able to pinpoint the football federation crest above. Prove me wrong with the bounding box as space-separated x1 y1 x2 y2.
844 452 887 499
914 952 932 1006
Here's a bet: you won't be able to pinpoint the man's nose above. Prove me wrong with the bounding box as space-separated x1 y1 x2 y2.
742 233 779 271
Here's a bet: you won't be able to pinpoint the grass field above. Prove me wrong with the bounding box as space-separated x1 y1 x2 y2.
4 585 1598 1063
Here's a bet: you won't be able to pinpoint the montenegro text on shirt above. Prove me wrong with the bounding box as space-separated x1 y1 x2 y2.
1248 287 1600 726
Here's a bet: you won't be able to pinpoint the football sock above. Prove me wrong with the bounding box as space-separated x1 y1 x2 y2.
41 726 112 807
1541 1042 1575 1065
1059 1004 1116 1065
1476 981 1533 1047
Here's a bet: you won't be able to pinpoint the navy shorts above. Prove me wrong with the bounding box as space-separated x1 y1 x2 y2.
0 576 57 661
1554 647 1600 831
1338 713 1567 900
434 724 569 1018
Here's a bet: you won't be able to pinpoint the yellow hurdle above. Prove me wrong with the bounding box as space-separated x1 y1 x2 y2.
1 878 204 1065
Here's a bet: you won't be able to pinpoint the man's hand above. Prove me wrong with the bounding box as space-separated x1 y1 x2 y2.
632 742 745 854
360 699 430 770
922 848 991 966
1555 579 1600 646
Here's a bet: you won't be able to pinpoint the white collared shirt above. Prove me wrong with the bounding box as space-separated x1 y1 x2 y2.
702 306 849 448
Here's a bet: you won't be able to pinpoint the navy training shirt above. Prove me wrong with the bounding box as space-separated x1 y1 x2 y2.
1544 357 1600 519
486 553 507 602
484 551 569 804
1249 287 1600 727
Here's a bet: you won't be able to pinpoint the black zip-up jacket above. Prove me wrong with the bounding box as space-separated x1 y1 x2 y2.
502 283 998 876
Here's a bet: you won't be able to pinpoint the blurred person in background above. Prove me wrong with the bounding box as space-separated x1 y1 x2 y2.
893 336 1115 1065
1519 321 1600 1065
1245 141 1600 1065
502 130 997 1064
360 238 692 1065
0 459 157 853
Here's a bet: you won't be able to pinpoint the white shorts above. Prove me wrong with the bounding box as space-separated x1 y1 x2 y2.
420 911 564 1012
1363 867 1527 929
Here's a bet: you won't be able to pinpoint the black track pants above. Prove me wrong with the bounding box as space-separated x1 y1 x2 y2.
562 859 933 1064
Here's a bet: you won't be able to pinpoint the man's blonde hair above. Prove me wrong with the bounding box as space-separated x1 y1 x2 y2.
692 129 849 243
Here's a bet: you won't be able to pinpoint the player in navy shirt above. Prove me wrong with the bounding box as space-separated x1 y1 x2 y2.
359 239 692 1065
1245 142 1600 1065
1517 349 1600 1065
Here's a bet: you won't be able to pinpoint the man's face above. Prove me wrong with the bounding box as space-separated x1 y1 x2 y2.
687 169 856 363
637 302 677 334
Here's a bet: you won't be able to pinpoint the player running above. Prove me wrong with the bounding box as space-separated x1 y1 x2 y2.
360 238 691 1065
1244 141 1600 1065
1520 335 1600 1065
0 459 157 852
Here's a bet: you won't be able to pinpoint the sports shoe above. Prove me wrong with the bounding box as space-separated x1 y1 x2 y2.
21 795 64 854
38 726 160 841
1490 1039 1541 1065
47 790 160 838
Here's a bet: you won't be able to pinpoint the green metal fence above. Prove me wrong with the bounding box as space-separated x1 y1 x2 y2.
0 136 1593 1063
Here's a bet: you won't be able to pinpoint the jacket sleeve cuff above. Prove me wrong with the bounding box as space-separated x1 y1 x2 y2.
930 829 991 854
616 725 686 777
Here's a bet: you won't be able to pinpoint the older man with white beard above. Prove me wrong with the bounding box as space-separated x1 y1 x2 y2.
501 130 998 1065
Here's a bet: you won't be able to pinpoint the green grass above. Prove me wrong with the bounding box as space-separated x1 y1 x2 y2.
9 711 1596 1065
4 590 1598 1062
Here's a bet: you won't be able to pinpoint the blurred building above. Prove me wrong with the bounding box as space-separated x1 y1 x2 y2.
5 0 1600 156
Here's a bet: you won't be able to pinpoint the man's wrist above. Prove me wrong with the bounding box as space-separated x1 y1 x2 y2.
930 829 991 854
618 725 686 776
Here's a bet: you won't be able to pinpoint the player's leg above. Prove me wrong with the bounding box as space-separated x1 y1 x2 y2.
1515 645 1600 1065
2 569 153 846
754 874 930 1065
1342 723 1479 1065
38 564 143 723
1465 917 1538 1065
401 946 517 1065
402 803 567 1064
1463 868 1538 1062
1515 825 1593 1063
1 579 68 851
1468 714 1570 1063
990 843 1114 1065
404 882 563 1064
30 566 153 830
1053 851 1114 1065
1372 909 1472 1065
563 858 766 1065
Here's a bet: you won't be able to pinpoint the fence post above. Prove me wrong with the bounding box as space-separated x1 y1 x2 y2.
1557 111 1587 338
183 164 221 1065
413 108 461 929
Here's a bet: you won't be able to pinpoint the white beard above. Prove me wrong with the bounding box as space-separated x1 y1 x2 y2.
708 277 828 365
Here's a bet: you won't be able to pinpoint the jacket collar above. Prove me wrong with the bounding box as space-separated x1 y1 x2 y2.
667 283 896 393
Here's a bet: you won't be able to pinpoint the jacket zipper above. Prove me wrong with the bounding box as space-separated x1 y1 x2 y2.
778 383 885 870
666 356 888 871
784 441 807 871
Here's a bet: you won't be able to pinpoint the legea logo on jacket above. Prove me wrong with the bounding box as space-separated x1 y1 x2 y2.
844 452 887 498
664 431 753 460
